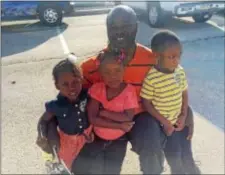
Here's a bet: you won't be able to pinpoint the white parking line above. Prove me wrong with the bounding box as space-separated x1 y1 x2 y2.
56 27 70 55
208 20 225 32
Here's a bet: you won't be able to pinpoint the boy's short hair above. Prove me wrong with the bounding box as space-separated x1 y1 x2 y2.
52 55 82 82
151 30 181 53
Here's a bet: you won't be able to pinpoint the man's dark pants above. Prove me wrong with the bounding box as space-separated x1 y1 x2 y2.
71 112 164 174
47 112 199 174
71 135 128 174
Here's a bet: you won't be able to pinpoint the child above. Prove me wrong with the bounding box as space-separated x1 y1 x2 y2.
140 30 200 174
72 50 139 174
36 57 93 172
88 50 139 140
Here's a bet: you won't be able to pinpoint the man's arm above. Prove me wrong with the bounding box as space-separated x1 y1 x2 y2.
185 106 194 126
185 106 194 140
175 89 189 131
99 109 135 122
36 112 59 153
37 111 54 139
180 89 188 119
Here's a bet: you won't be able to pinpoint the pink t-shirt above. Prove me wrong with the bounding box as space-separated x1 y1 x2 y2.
88 82 139 140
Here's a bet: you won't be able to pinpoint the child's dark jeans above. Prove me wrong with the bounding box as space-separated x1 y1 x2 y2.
132 114 200 174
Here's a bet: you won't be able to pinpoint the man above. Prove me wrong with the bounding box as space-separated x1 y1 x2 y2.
39 5 194 174
76 5 162 174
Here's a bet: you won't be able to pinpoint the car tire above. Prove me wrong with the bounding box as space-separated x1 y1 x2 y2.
39 4 63 26
192 13 212 23
147 2 165 27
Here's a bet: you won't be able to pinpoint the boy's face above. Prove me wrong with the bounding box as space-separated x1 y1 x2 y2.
55 72 82 102
159 44 182 71
100 61 124 89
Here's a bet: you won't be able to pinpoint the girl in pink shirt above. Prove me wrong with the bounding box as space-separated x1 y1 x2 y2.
88 50 139 140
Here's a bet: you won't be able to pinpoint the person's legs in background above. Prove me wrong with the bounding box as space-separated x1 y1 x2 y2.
128 112 166 174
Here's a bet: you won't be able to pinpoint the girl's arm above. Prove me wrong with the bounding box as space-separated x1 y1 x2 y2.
99 109 135 122
87 98 125 130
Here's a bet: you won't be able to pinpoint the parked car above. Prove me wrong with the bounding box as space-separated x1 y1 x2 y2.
1 1 76 26
118 1 225 27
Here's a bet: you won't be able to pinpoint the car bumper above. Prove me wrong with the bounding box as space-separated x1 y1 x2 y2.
174 2 225 17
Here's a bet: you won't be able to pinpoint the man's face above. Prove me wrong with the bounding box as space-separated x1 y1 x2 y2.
107 9 137 52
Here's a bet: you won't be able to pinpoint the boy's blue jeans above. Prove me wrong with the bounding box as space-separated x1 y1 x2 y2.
129 112 200 174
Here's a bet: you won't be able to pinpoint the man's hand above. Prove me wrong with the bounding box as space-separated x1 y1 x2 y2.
48 137 60 153
175 114 186 131
120 121 135 132
163 121 175 136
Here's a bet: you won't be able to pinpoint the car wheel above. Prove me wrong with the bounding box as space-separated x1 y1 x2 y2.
39 4 63 26
148 3 164 27
192 13 212 23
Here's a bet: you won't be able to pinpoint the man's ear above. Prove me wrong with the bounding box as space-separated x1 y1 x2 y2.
55 82 59 90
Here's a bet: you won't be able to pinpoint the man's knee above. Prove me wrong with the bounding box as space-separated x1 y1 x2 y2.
129 112 163 153
132 112 160 129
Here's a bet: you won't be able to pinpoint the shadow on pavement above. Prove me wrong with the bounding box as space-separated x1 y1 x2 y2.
1 22 68 58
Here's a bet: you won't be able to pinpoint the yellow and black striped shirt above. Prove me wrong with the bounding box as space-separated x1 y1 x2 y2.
140 65 188 124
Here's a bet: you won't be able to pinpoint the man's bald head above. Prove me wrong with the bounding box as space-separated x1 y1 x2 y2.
106 5 138 51
106 5 137 26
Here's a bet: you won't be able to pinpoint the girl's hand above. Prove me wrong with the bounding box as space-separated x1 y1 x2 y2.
36 136 52 153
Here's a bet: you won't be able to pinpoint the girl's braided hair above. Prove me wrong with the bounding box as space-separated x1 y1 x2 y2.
52 54 82 82
96 49 126 69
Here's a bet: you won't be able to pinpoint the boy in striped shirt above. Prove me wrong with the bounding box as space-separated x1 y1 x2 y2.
140 30 200 174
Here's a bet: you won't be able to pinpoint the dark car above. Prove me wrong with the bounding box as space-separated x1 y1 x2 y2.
1 1 76 26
